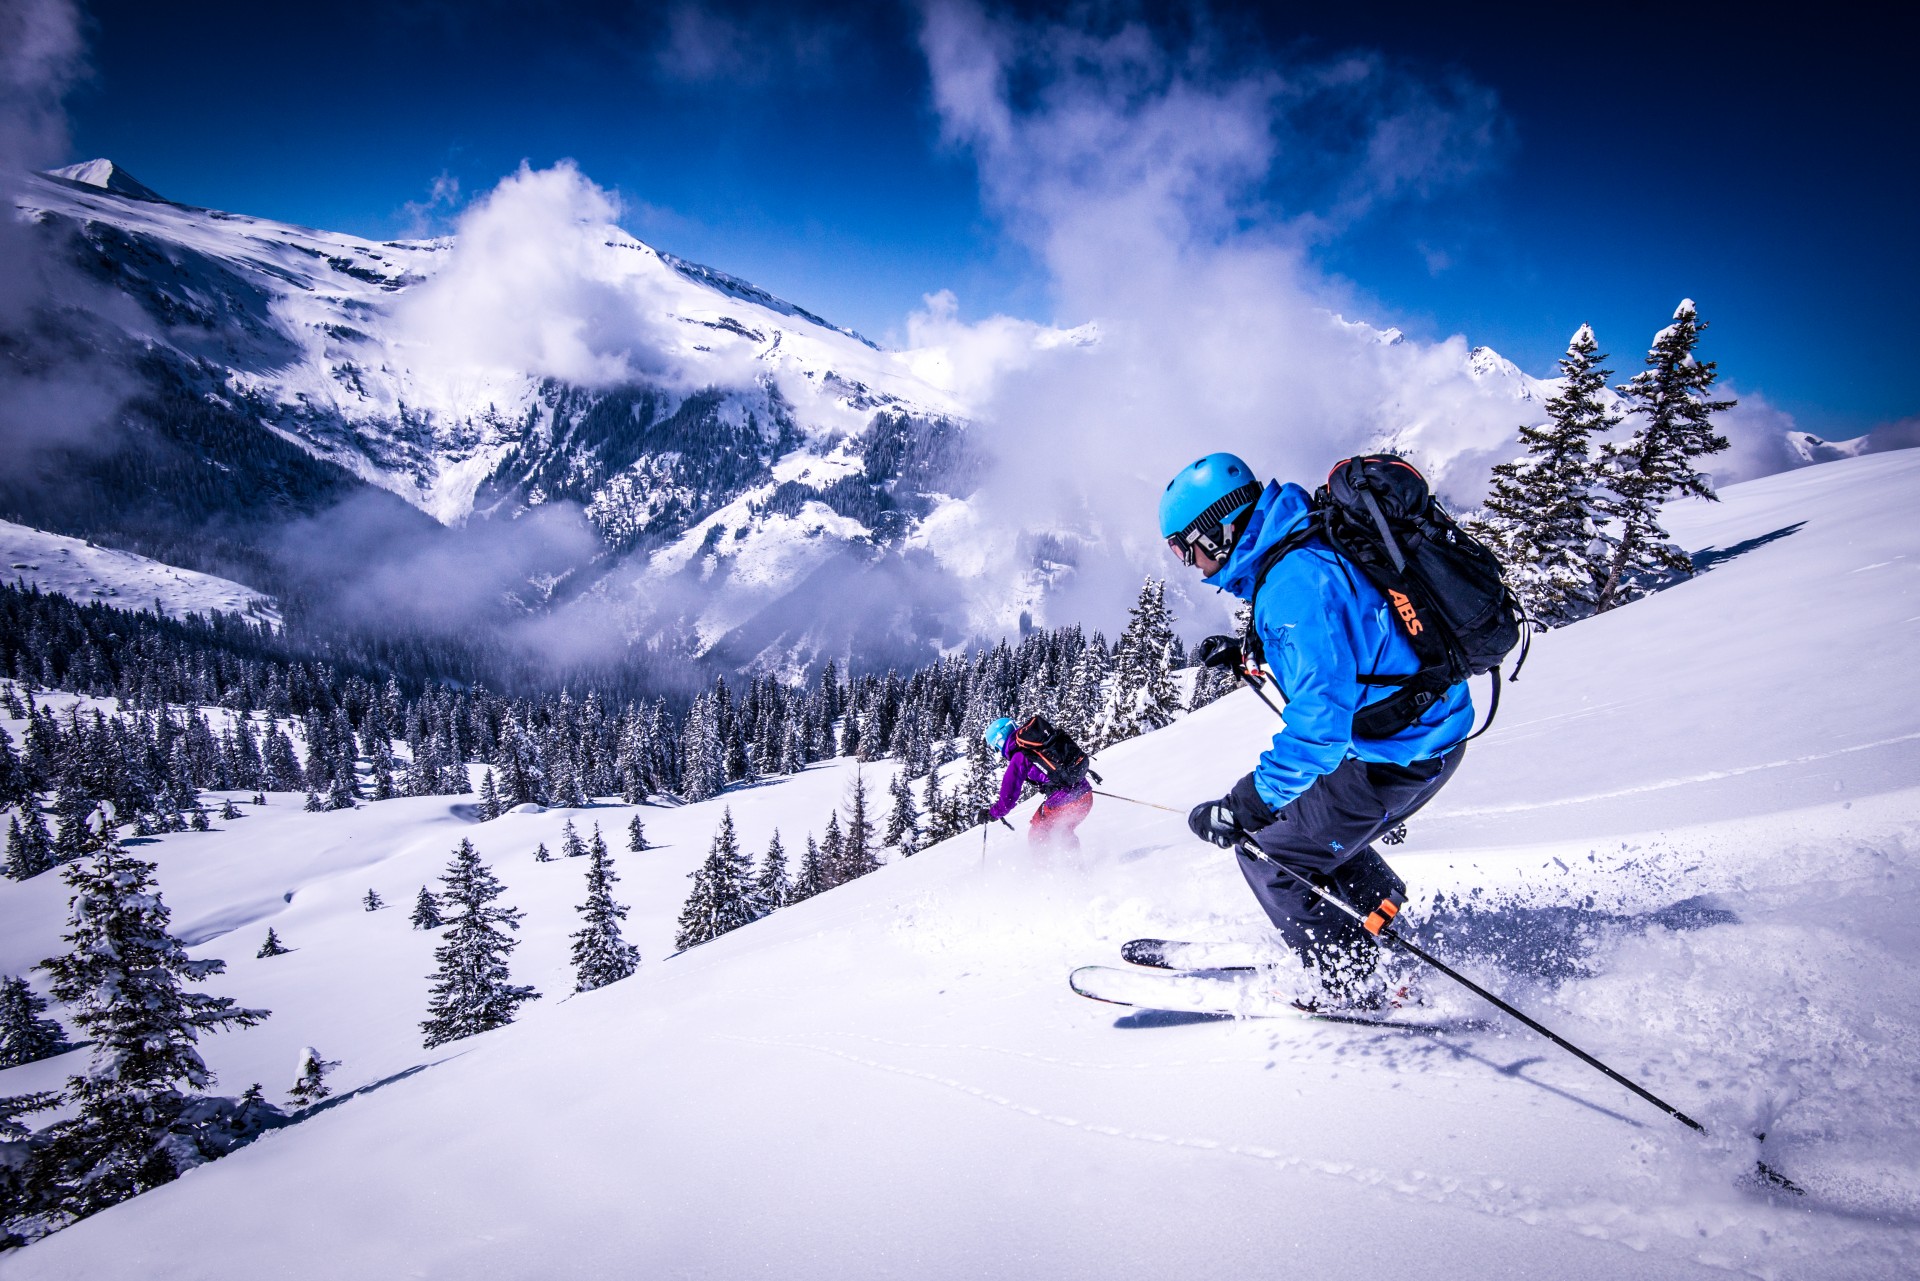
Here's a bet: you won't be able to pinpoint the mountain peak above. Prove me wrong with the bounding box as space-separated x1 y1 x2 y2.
47 158 167 203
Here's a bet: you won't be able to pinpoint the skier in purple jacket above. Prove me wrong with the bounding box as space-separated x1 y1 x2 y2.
975 717 1094 849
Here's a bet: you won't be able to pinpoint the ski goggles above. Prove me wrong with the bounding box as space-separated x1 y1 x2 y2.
1166 481 1261 567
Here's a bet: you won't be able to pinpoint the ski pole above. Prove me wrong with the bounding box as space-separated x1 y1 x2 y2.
1237 841 1803 1195
1091 789 1184 815
1241 669 1288 721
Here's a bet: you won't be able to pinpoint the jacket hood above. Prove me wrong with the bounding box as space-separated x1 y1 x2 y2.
1205 481 1314 600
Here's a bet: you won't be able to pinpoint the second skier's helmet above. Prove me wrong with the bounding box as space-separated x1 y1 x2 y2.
984 716 1015 754
1160 452 1263 566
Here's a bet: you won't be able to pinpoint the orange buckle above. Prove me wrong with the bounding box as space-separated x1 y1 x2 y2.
1362 898 1400 936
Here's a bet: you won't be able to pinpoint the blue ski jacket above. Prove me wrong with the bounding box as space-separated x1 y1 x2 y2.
1205 480 1474 813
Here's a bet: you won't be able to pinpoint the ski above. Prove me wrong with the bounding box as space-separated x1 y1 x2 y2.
1069 964 1452 1032
1120 937 1265 971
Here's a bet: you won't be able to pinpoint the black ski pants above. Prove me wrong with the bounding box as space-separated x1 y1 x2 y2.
1236 745 1464 996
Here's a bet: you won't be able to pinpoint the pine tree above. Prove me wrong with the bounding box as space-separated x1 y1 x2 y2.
921 766 950 845
256 928 288 958
792 833 829 902
5 809 55 881
218 797 240 821
753 830 791 913
1478 324 1618 625
1187 660 1233 711
679 692 726 802
477 769 503 820
286 1046 339 1108
1594 300 1736 612
533 842 553 863
818 812 846 891
362 889 384 912
885 770 921 854
674 809 760 949
421 839 538 1048
31 845 269 1221
627 813 648 853
839 772 880 881
411 886 442 929
1094 578 1180 746
569 830 639 992
303 791 323 813
0 974 71 1067
561 817 587 859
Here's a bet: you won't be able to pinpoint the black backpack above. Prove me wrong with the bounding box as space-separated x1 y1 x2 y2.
1245 454 1528 740
1010 714 1100 790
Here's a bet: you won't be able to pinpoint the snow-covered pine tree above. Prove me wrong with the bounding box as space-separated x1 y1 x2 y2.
31 844 269 1221
1187 661 1233 711
286 1046 339 1108
839 773 880 882
560 817 587 859
255 928 288 958
1476 324 1618 625
218 797 240 821
753 830 791 913
533 841 553 863
674 808 760 949
369 740 395 801
818 812 846 891
679 692 726 802
627 813 648 853
410 886 442 930
49 767 100 864
324 772 356 812
0 974 71 1067
5 809 55 881
362 889 384 912
921 767 950 845
1594 300 1736 612
885 769 920 855
421 839 538 1049
1093 578 1179 746
477 769 503 820
790 833 827 903
569 829 639 992
302 791 323 813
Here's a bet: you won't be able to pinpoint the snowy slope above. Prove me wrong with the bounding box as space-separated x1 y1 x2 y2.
0 519 280 627
3 417 1918 1278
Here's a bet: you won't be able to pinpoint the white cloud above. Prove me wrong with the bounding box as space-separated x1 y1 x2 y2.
910 1 1534 632
393 160 746 393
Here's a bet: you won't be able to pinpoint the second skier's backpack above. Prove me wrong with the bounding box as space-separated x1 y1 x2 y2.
1010 714 1099 791
1246 454 1528 740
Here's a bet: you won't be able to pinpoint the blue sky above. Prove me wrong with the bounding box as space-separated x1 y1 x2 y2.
63 0 1915 438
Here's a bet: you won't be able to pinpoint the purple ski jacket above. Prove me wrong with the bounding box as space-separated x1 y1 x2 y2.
987 748 1091 821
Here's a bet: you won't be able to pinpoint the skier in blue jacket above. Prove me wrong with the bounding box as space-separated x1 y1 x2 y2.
1160 452 1474 1009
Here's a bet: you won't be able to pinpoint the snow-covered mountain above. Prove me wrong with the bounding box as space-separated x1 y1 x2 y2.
9 159 1827 670
5 162 1012 665
0 519 279 627
3 450 1918 1279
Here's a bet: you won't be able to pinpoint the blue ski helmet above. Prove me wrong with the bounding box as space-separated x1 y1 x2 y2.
1159 452 1262 561
984 716 1015 754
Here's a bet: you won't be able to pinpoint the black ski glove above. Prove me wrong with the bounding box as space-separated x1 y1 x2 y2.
1187 773 1280 849
974 806 993 827
1196 634 1243 671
